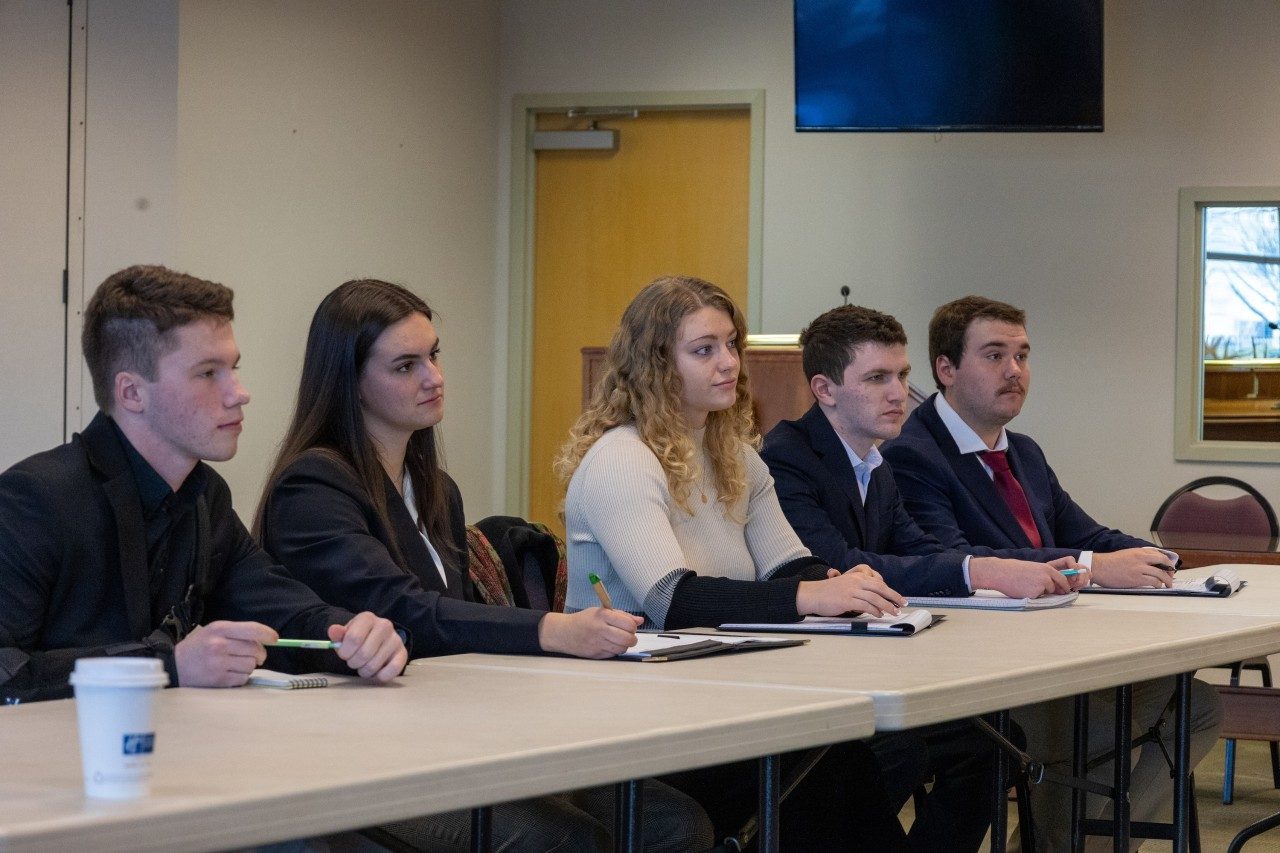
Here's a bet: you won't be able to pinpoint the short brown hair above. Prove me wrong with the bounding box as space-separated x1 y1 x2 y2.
928 296 1026 391
799 305 907 384
82 265 235 411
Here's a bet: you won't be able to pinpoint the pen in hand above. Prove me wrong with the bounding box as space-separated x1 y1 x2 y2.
268 638 342 650
587 572 614 609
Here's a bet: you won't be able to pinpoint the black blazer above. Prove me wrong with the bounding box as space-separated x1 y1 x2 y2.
762 404 969 597
882 395 1149 556
259 451 543 658
0 414 354 703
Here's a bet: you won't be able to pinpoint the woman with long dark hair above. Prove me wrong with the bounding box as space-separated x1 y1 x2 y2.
256 278 711 853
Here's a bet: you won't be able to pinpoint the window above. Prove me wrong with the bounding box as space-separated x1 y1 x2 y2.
1176 188 1280 461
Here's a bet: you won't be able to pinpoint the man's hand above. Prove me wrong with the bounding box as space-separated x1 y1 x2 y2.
328 612 407 682
797 564 906 617
969 557 1081 599
174 621 277 687
538 609 643 659
1090 547 1176 589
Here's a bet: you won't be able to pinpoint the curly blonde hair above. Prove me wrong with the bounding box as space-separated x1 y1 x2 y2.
555 275 758 514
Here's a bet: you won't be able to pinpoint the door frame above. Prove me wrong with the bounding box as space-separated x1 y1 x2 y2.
504 89 765 516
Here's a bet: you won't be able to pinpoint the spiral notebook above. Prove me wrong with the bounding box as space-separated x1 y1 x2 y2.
248 669 329 689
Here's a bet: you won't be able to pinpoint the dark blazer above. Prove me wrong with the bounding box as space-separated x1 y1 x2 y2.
881 395 1150 556
762 405 969 596
259 451 543 658
0 414 354 704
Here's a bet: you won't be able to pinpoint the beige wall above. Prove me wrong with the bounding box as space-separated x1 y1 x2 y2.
10 0 1280 535
497 0 1280 535
175 0 502 516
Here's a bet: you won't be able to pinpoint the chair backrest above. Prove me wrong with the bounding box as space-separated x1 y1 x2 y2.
1151 476 1279 552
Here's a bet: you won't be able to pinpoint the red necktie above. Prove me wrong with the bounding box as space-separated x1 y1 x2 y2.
979 450 1043 548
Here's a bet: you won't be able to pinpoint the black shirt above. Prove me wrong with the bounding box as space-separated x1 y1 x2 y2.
115 421 208 631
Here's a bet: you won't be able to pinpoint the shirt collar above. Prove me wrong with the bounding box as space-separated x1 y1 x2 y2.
934 392 1008 455
836 433 883 476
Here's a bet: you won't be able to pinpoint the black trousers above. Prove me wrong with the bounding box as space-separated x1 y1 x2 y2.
870 719 999 853
660 738 909 852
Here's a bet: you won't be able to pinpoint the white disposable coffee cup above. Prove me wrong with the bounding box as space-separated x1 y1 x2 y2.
69 657 169 799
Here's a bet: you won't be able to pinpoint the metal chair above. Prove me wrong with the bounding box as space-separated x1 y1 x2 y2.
1150 476 1278 553
1151 477 1280 803
1222 686 1280 851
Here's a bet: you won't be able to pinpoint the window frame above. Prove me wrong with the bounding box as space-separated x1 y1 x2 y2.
1175 186 1280 462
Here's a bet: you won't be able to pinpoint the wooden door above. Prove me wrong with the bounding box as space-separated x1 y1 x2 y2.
528 109 750 532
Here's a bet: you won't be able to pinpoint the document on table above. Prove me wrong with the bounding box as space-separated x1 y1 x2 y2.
618 632 806 662
1078 567 1245 598
719 608 941 636
905 589 1078 611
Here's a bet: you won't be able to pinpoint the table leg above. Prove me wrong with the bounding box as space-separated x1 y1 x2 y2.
1071 693 1089 853
470 806 492 853
758 754 780 853
1113 685 1132 853
991 710 1010 853
1173 673 1192 853
613 780 644 853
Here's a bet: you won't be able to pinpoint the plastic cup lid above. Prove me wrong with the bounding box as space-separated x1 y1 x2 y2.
69 657 170 689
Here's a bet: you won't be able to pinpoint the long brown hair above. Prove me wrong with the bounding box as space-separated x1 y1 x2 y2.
555 275 757 513
254 279 454 566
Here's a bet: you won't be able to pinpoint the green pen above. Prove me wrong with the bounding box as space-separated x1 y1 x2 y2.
587 572 614 609
1059 569 1084 577
269 639 341 650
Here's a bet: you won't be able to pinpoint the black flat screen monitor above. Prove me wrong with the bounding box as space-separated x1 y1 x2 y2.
795 0 1103 132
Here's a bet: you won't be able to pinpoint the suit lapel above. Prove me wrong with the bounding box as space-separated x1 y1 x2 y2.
800 405 867 546
81 416 154 639
919 397 1033 547
1004 440 1051 547
385 476 457 597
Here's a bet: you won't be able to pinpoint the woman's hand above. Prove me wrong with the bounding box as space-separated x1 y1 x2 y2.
537 608 643 659
796 564 906 617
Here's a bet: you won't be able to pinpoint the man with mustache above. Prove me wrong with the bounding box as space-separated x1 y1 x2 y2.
881 295 1221 851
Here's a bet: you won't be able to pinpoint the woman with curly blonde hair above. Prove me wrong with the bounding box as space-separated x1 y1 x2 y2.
558 275 905 631
557 276 917 850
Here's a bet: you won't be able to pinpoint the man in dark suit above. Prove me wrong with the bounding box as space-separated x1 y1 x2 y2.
880 295 1221 851
0 265 406 704
762 304 1083 600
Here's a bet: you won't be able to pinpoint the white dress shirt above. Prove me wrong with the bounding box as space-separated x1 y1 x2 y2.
402 473 449 588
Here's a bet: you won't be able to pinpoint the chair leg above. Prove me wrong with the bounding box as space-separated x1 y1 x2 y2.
1190 773 1202 853
1224 738 1237 805
1014 773 1036 853
1260 664 1280 790
1228 809 1280 853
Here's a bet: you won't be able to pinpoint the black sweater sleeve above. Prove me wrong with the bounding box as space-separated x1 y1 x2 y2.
662 557 830 629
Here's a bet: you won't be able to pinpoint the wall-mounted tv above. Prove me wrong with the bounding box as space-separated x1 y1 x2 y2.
795 0 1103 132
